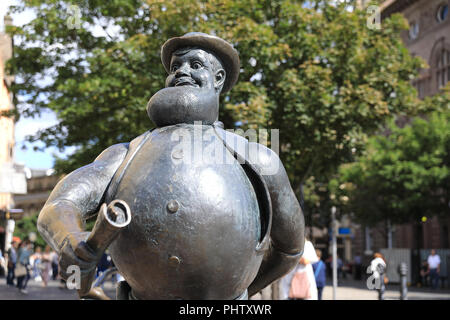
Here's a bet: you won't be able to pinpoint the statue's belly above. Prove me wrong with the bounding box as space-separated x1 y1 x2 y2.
108 125 262 299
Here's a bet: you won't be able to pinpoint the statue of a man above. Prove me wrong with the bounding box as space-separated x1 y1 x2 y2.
37 32 305 300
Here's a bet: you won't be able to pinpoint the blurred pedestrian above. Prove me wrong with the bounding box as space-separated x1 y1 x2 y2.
96 253 111 278
30 246 42 281
419 260 429 287
287 239 319 300
354 253 362 280
41 245 52 287
0 249 6 277
312 249 326 300
369 252 387 300
6 240 18 286
427 249 441 290
16 240 33 294
50 250 59 280
337 255 343 281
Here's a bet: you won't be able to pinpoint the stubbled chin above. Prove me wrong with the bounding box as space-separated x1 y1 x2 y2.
147 87 219 127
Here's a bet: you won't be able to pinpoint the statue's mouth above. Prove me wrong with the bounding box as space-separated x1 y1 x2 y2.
174 77 199 88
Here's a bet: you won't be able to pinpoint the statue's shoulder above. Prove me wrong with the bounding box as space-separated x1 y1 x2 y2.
94 130 153 164
213 126 281 176
94 143 129 163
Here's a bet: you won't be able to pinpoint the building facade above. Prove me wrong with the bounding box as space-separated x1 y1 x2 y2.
0 16 16 252
13 169 60 218
0 17 15 213
382 0 450 98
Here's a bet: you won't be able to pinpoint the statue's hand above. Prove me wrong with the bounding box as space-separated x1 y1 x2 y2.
58 231 99 282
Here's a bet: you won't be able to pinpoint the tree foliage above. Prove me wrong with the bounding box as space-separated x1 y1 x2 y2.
13 212 47 248
6 1 423 223
331 85 450 225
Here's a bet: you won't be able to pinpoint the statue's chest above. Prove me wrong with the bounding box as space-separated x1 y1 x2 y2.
111 125 261 244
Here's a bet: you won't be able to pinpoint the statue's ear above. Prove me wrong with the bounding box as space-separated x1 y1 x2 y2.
214 68 226 92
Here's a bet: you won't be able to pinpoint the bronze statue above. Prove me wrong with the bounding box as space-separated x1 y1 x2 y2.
37 32 305 300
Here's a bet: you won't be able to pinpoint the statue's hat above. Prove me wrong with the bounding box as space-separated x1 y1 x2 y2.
161 32 240 93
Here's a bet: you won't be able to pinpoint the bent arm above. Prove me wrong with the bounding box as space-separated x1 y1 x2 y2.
248 144 305 296
37 143 129 254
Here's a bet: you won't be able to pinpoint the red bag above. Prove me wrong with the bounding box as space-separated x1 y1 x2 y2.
288 271 311 299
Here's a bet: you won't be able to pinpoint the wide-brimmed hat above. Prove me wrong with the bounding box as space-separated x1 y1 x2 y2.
161 32 240 93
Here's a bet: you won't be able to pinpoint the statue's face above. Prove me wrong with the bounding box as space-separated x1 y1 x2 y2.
147 48 226 127
165 48 224 93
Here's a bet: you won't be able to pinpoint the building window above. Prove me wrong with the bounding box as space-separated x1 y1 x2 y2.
436 48 450 89
409 21 419 40
437 4 449 22
413 78 426 99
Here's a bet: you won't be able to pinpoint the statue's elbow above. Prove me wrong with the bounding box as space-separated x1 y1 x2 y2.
37 203 55 239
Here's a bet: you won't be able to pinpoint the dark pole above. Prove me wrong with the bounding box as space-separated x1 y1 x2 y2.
398 262 408 300
378 264 386 300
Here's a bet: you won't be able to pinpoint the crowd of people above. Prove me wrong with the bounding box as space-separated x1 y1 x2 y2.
0 238 121 296
2 239 60 294
281 240 444 300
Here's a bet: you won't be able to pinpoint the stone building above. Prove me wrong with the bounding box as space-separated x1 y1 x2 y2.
0 16 23 253
13 168 60 217
382 0 450 98
0 16 15 216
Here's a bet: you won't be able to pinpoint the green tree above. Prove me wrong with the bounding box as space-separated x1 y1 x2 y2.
13 212 47 248
331 86 450 226
6 1 423 223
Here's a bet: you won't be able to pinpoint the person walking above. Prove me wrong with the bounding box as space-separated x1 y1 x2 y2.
354 253 362 280
312 249 326 300
41 245 52 287
419 260 429 287
16 241 32 294
427 249 441 290
50 250 59 280
6 240 18 286
369 252 387 300
0 249 6 277
96 253 111 278
30 246 42 281
287 239 319 300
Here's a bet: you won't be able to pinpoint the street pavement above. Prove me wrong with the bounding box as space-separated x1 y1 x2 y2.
1 276 449 300
322 278 450 300
0 277 116 300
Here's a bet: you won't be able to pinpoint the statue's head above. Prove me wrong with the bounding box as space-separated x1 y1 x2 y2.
147 32 240 127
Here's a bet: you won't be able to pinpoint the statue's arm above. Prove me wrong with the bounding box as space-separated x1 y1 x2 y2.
37 143 129 254
248 144 305 297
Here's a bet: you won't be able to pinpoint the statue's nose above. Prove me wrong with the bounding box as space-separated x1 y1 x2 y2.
175 63 190 77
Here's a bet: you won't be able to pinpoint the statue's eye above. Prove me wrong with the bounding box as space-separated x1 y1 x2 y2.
192 61 203 69
171 64 179 73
